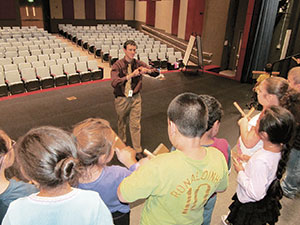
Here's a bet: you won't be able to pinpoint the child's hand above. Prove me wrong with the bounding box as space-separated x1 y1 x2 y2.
233 156 244 173
138 157 150 166
238 116 249 127
241 154 251 162
116 146 137 169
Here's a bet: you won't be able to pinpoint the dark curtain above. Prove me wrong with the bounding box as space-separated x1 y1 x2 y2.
243 0 279 82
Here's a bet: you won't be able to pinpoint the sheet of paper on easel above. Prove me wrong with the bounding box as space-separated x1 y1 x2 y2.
183 35 196 66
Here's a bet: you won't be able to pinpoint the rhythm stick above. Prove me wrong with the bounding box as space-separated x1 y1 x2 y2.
233 102 246 117
143 149 155 159
246 107 255 118
292 56 298 63
233 102 255 118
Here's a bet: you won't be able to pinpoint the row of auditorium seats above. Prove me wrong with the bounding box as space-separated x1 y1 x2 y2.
59 24 183 69
0 26 104 97
0 60 103 96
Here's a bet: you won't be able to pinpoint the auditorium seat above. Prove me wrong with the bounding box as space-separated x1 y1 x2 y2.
38 54 49 62
67 57 78 64
26 55 38 63
5 70 25 95
49 53 60 60
60 52 71 59
78 56 88 62
157 52 167 68
87 60 103 80
20 67 40 92
149 52 160 68
50 64 67 87
63 63 80 84
13 56 25 65
36 66 54 89
31 49 42 56
31 61 44 68
109 49 118 67
71 51 81 58
54 48 64 54
0 58 12 66
44 59 56 67
75 61 91 82
139 56 149 65
0 72 8 97
42 49 53 55
5 51 17 58
4 64 18 72
18 63 32 71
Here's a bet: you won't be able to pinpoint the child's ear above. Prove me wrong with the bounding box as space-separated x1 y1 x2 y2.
211 120 220 137
259 131 269 141
98 154 107 164
169 120 178 135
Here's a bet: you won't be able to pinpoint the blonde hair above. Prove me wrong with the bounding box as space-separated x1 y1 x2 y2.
73 118 113 168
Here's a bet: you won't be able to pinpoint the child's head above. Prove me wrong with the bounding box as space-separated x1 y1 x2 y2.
265 63 273 73
167 93 207 139
257 77 289 107
258 106 295 200
199 95 223 133
0 130 15 171
72 118 114 168
287 67 300 91
258 106 295 146
15 126 78 188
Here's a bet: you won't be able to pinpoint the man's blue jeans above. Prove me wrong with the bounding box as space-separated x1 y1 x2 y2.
281 148 300 199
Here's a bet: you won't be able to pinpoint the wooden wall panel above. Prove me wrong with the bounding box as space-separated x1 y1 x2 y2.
146 0 156 26
172 0 180 35
177 0 188 40
50 0 63 19
95 0 106 20
74 0 85 19
62 0 74 19
85 0 96 20
125 0 134 20
106 0 125 20
135 0 146 22
155 0 173 34
0 0 17 19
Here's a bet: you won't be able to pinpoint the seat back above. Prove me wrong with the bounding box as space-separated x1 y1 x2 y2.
36 66 51 78
56 58 68 65
63 63 76 74
13 56 25 65
5 70 21 83
20 67 37 80
75 61 88 73
50 64 64 76
26 55 38 63
31 61 45 68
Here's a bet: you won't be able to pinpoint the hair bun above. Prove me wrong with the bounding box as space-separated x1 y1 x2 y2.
55 157 77 181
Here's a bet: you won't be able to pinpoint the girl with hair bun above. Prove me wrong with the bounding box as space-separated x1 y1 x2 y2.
2 126 113 225
223 106 295 225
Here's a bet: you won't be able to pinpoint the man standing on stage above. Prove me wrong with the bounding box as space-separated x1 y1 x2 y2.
111 40 155 158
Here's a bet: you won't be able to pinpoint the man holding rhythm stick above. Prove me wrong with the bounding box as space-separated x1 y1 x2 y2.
111 40 157 159
117 92 228 225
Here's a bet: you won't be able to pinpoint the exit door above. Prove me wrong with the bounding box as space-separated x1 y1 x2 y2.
20 6 44 28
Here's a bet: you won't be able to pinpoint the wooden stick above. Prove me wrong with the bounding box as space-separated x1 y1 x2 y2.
233 102 246 117
292 56 298 63
246 107 255 118
143 149 155 159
